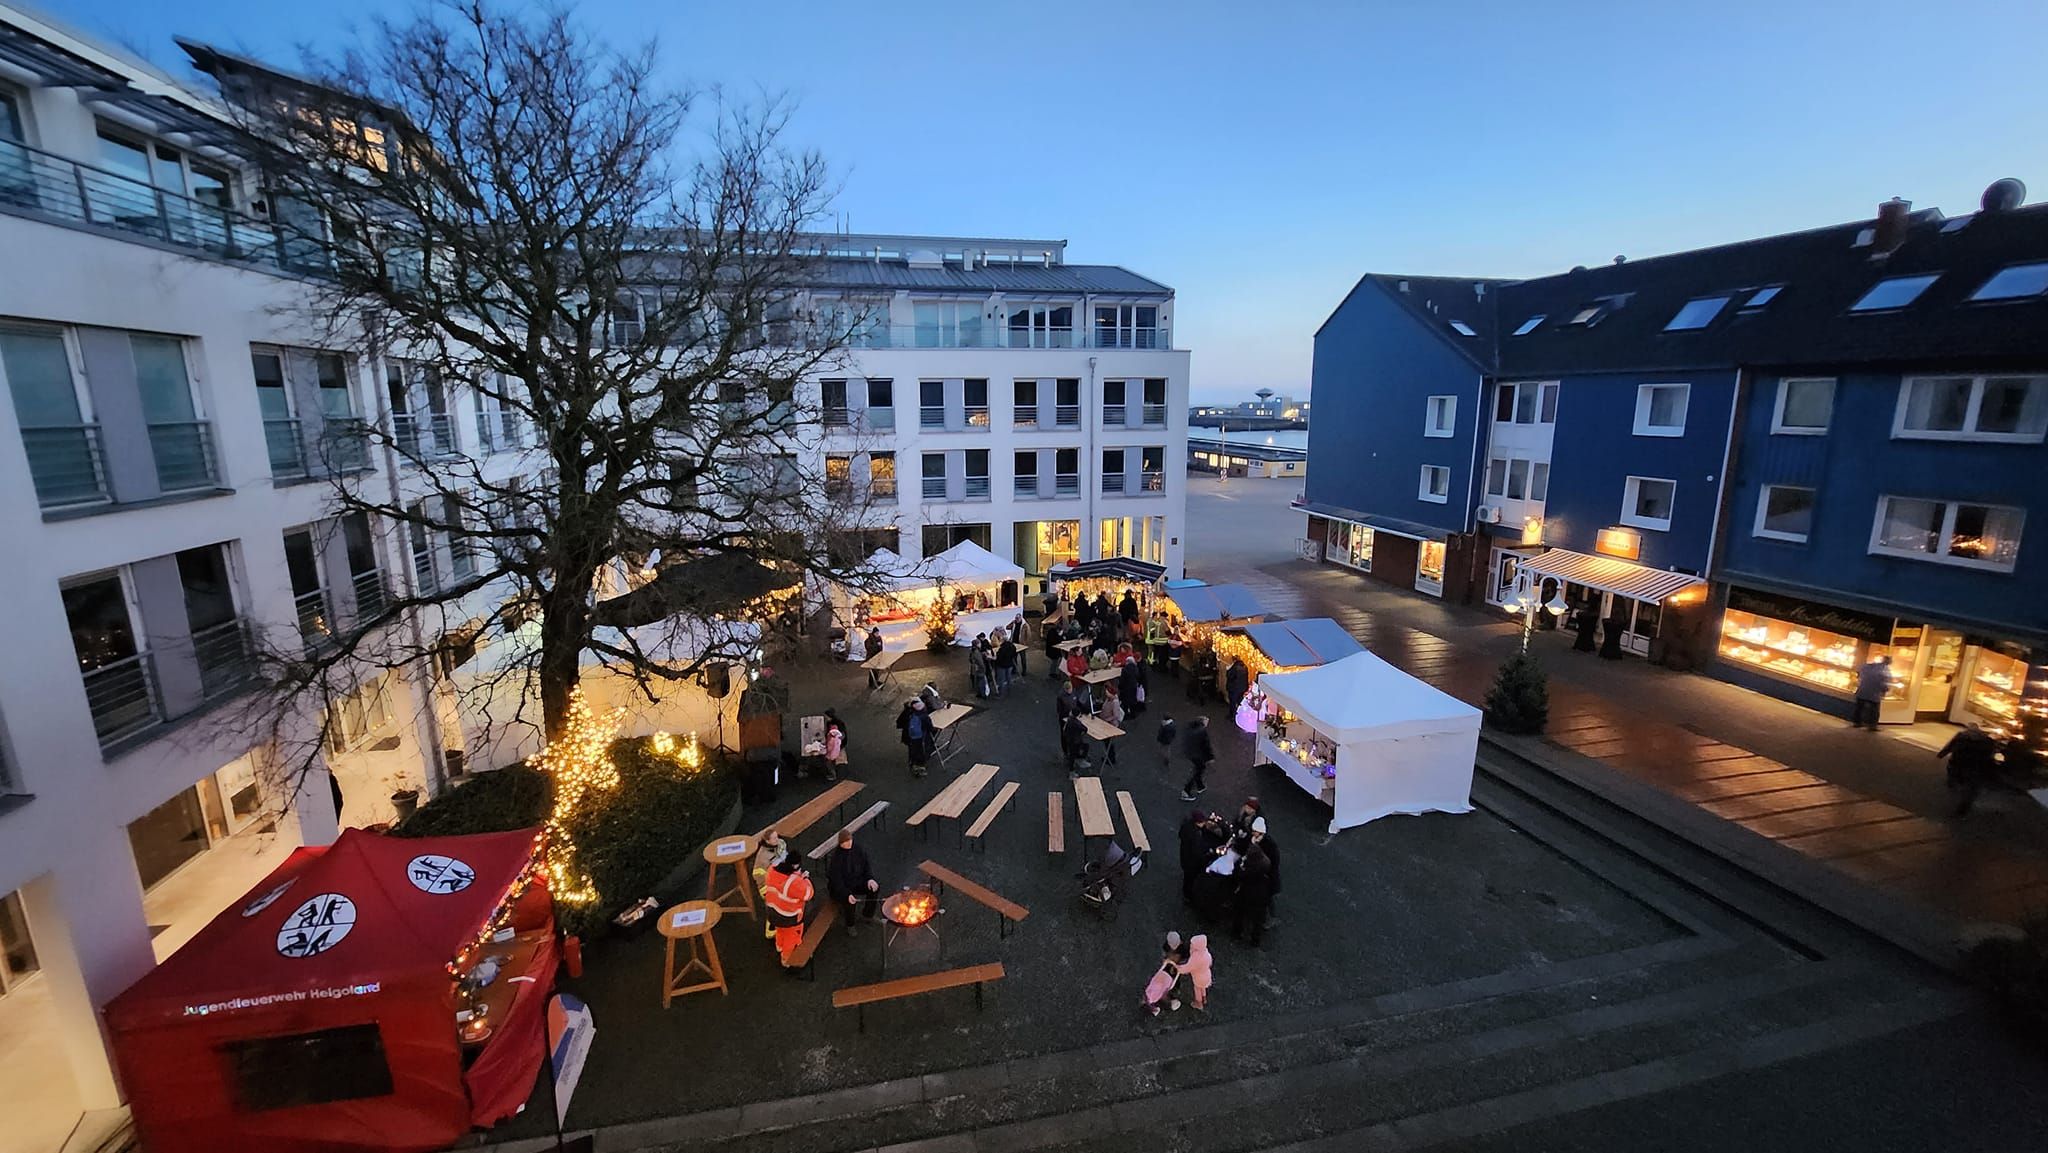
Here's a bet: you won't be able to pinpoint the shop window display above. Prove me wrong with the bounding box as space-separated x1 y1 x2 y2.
1718 609 1863 694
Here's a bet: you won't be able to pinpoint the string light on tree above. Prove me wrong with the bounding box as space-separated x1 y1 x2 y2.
534 688 626 906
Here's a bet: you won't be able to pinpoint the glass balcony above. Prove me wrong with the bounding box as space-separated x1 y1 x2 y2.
921 476 947 500
1054 473 1079 497
1102 474 1126 495
294 588 334 650
779 322 1170 351
265 418 308 478
963 476 991 500
192 620 259 701
864 408 896 431
20 423 110 508
82 650 161 746
1014 475 1038 498
1093 327 1168 349
1007 327 1075 349
1053 405 1080 428
147 421 219 492
1013 405 1038 428
351 570 388 621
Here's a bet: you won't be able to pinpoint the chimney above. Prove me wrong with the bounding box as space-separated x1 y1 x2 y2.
1873 198 1912 254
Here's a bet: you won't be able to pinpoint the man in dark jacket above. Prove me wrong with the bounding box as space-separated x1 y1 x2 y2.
1119 657 1145 721
1178 810 1225 909
1119 589 1140 627
1180 716 1215 800
1062 710 1090 777
1224 659 1250 708
1233 842 1274 946
1939 724 2003 816
826 830 880 935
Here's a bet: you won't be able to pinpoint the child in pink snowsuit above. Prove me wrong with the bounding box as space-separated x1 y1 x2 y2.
1183 933 1213 1011
1143 931 1190 1015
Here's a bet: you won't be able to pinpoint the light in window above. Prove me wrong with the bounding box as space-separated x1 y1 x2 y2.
1968 262 2048 302
1849 274 1940 311
1448 320 1477 337
1512 315 1545 336
1742 285 1783 310
1663 296 1729 331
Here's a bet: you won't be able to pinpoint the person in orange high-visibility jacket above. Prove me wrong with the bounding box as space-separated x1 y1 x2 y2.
761 849 814 968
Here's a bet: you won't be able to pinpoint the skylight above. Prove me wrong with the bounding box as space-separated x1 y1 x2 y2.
1511 314 1546 336
1849 274 1940 312
1448 320 1477 337
1567 305 1604 327
1663 296 1730 331
1968 261 2048 302
1941 215 1973 234
1741 285 1783 310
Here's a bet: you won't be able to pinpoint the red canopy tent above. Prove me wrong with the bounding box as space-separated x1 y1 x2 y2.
104 828 558 1153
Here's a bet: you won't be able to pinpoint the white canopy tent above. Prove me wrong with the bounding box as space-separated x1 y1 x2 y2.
921 539 1026 587
1252 650 1480 833
838 543 1025 656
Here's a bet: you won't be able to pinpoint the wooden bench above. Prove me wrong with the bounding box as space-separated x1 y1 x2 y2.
1115 790 1152 854
832 962 1006 1032
755 779 864 841
963 782 1019 853
917 860 1030 939
1047 792 1065 859
905 763 998 845
783 899 839 981
806 800 891 861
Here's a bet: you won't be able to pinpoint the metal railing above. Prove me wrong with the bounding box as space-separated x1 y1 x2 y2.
919 407 945 430
319 418 373 474
1093 328 1168 349
147 421 219 492
870 476 898 498
0 138 332 274
1054 473 1079 496
1014 475 1038 498
782 322 1168 351
825 481 854 503
499 410 528 447
823 405 851 428
921 476 947 500
1013 405 1038 428
192 620 259 701
1104 404 1126 425
1102 474 1126 495
265 418 307 477
412 544 440 595
1142 404 1168 426
965 406 990 428
963 476 991 500
82 649 162 746
473 410 499 453
425 412 459 457
1053 404 1080 427
390 412 421 456
294 588 334 650
1142 471 1166 493
21 423 110 508
351 570 388 621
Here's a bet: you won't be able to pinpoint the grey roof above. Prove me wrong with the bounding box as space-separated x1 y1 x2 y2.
797 259 1172 296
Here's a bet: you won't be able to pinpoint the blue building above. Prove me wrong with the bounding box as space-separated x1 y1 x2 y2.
1304 184 2048 733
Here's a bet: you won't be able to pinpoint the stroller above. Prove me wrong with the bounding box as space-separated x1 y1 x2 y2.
1077 840 1146 918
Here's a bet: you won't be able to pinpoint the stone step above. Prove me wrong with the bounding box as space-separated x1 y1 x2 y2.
649 945 1852 1153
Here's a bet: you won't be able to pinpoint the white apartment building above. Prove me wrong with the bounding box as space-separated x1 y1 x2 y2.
0 10 1190 1150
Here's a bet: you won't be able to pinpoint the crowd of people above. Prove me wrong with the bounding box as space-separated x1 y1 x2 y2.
1176 797 1279 946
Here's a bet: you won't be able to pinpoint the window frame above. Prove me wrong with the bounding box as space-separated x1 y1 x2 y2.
1662 296 1730 332
0 321 97 426
1771 377 1835 436
1967 261 2048 303
1511 314 1545 337
1423 394 1456 438
1893 374 2048 443
1753 484 1817 543
1418 464 1450 503
1632 383 1690 438
1849 274 1940 312
1620 475 1677 532
1868 495 2025 573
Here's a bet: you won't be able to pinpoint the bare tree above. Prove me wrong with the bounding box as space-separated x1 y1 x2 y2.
197 3 885 784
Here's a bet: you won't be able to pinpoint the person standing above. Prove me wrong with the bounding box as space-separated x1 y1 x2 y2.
1056 680 1080 744
1120 653 1147 721
1938 724 2002 816
1224 659 1250 710
1177 809 1220 908
1852 655 1891 731
1183 933 1213 1012
995 633 1018 696
1180 715 1215 801
752 832 791 943
1145 611 1171 670
903 699 933 778
1009 615 1029 677
1119 588 1140 630
1232 842 1273 947
822 716 847 783
1099 687 1124 767
1247 816 1280 926
1075 592 1095 632
1157 714 1178 769
825 829 881 936
1094 592 1115 628
1062 709 1090 777
761 847 815 970
968 634 990 699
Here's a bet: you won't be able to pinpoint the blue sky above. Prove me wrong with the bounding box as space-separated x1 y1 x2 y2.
44 0 2048 402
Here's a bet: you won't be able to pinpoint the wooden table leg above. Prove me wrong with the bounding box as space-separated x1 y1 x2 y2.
662 936 677 1008
701 932 727 996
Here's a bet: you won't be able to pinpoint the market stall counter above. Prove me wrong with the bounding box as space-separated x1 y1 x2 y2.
1249 651 1481 833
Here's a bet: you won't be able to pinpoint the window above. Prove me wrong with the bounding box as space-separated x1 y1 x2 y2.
1633 383 1690 436
1014 450 1038 497
1448 320 1477 337
1849 274 1940 311
1530 462 1550 502
1871 497 2024 571
1142 379 1167 424
0 887 39 995
913 301 983 348
1054 378 1080 427
1007 303 1074 348
1511 315 1545 336
1968 262 2048 302
1740 285 1783 311
1103 378 1126 423
919 380 945 429
1418 465 1450 503
1506 459 1529 500
1141 446 1165 491
963 449 989 499
821 379 849 426
1485 457 1506 498
1054 448 1079 495
1102 449 1126 494
921 452 946 500
865 378 895 430
964 378 989 427
868 451 896 497
1895 375 2048 442
1773 378 1834 434
1621 476 1676 531
1663 296 1730 331
1567 305 1605 327
315 354 354 418
1539 381 1559 423
1094 303 1160 348
1013 379 1038 426
1754 485 1816 542
325 673 393 754
1494 381 1556 426
1424 395 1456 437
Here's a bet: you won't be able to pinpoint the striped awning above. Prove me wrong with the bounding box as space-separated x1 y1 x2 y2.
1517 549 1703 604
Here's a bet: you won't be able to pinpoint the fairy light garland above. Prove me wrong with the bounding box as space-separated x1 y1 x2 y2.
446 829 547 978
534 688 626 907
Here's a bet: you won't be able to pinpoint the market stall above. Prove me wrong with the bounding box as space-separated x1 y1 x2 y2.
1160 580 1270 680
103 828 557 1153
1216 618 1364 709
839 543 1024 655
1048 556 1167 616
1249 651 1480 833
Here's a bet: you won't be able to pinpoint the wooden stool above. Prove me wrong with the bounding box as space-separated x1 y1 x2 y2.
702 833 761 919
658 899 726 1005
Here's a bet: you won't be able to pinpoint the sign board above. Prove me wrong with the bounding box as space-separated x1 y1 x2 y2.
714 839 749 858
671 908 708 929
1726 586 1893 643
546 994 595 1127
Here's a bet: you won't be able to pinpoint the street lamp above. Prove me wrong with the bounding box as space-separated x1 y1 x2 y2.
1503 571 1564 653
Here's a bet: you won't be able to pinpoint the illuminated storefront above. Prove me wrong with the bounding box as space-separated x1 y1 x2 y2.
1326 519 1373 572
1013 519 1082 576
1099 515 1165 565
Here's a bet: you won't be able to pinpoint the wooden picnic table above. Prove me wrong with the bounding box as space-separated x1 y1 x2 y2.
1072 776 1115 839
1077 715 1125 742
909 762 1000 844
862 649 905 670
755 779 865 840
1115 790 1152 853
1054 638 1092 653
1078 667 1122 686
928 702 974 765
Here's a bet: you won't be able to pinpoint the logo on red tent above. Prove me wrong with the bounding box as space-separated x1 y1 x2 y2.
406 854 475 894
276 894 356 957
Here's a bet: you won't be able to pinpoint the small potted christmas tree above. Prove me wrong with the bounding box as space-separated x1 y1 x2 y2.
1484 650 1549 734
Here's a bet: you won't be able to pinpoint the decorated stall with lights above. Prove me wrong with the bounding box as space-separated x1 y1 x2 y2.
838 543 1025 655
1217 618 1365 714
1159 580 1270 677
103 827 556 1153
1047 556 1168 615
1250 651 1481 833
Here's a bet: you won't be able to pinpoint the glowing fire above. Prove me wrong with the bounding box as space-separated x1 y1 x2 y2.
888 889 939 926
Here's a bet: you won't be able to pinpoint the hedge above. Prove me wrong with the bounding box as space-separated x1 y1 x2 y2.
395 736 740 938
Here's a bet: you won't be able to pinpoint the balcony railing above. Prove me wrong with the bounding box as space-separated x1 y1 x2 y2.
782 322 1169 351
921 476 947 500
425 413 459 457
192 620 259 701
499 410 528 447
1006 327 1075 349
919 406 945 430
473 410 499 454
1014 475 1038 498
265 418 308 477
825 482 853 503
870 476 898 498
412 547 440 595
391 412 421 456
823 405 851 428
82 650 162 746
864 408 896 431
1013 405 1038 428
294 588 334 650
351 570 388 621
965 406 990 429
1103 404 1126 425
963 476 991 500
0 138 333 274
1054 473 1079 497
21 423 110 508
1142 470 1165 493
319 418 373 474
1093 327 1167 349
1053 404 1080 428
1142 404 1168 426
1102 474 1126 495
147 421 219 492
